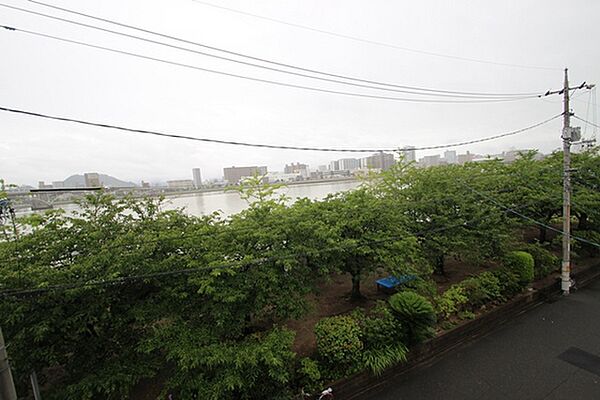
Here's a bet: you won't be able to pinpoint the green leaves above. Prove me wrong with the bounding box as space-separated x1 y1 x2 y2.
388 291 436 345
314 316 363 376
504 251 535 285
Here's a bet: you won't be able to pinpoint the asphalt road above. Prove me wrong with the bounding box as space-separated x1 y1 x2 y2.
368 279 600 400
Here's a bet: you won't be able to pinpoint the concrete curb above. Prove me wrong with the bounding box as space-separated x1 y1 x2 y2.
330 263 600 400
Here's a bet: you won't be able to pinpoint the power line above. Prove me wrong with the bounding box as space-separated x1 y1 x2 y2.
0 196 533 298
0 24 539 104
18 1 545 98
0 169 534 264
0 256 274 297
0 106 562 152
463 183 600 249
573 115 600 130
0 5 532 100
189 0 560 71
1 173 581 298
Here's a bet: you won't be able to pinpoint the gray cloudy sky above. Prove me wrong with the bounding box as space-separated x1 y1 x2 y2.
1 0 599 186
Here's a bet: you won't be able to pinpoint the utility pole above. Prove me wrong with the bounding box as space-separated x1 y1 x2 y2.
544 70 596 295
545 70 595 295
0 327 18 400
561 68 572 295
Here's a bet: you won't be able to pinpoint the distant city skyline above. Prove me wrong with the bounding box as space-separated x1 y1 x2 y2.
2 2 598 188
20 144 571 189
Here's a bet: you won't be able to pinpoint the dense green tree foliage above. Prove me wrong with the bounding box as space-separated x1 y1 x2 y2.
1 148 600 397
376 161 514 274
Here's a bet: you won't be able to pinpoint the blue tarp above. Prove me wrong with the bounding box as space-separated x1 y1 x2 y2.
376 275 417 289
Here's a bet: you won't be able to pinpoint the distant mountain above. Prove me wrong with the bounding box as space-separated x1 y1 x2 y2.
62 174 138 188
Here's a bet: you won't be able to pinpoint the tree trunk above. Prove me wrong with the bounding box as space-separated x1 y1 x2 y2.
579 213 589 230
539 226 548 243
350 272 362 300
435 253 445 276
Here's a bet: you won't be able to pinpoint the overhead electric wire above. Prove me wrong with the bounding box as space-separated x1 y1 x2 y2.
0 106 562 153
463 183 600 249
0 195 539 298
573 115 600 130
20 1 546 98
0 4 534 100
0 24 539 104
188 0 560 71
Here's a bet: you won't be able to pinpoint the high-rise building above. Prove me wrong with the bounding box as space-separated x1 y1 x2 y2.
223 166 268 184
363 152 395 170
401 146 416 163
192 168 202 188
84 173 101 187
338 158 361 171
420 155 441 167
284 162 309 177
444 150 457 164
51 181 65 188
283 163 308 174
329 160 340 171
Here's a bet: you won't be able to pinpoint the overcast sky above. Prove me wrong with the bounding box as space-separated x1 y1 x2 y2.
1 0 599 186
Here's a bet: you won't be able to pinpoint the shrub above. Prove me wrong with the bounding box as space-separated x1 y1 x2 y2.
503 251 534 285
350 303 408 376
388 292 436 344
404 278 438 301
314 316 363 375
357 302 404 348
435 285 468 319
491 267 522 297
460 272 502 307
519 243 559 279
296 357 322 393
362 343 408 376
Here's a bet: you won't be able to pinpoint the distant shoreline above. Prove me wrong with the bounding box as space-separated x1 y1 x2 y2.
160 177 359 199
15 177 360 211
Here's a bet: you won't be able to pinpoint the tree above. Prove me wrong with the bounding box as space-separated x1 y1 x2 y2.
317 188 423 300
0 193 224 398
376 162 513 275
501 152 562 243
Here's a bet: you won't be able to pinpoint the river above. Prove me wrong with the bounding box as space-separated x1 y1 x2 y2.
36 180 362 218
166 180 361 217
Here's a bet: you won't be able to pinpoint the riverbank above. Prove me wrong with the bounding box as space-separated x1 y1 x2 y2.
160 177 359 199
17 178 361 216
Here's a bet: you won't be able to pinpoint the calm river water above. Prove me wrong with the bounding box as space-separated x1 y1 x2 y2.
43 180 362 218
166 180 361 217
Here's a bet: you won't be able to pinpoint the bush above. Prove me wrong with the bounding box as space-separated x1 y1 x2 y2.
355 302 404 348
314 316 363 375
404 278 438 301
350 304 408 376
362 343 408 376
296 358 322 393
388 291 436 344
491 267 522 297
519 243 559 279
435 285 468 320
503 251 534 285
460 272 502 307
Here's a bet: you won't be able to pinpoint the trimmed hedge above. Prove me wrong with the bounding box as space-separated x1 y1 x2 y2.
519 243 559 279
504 251 535 284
